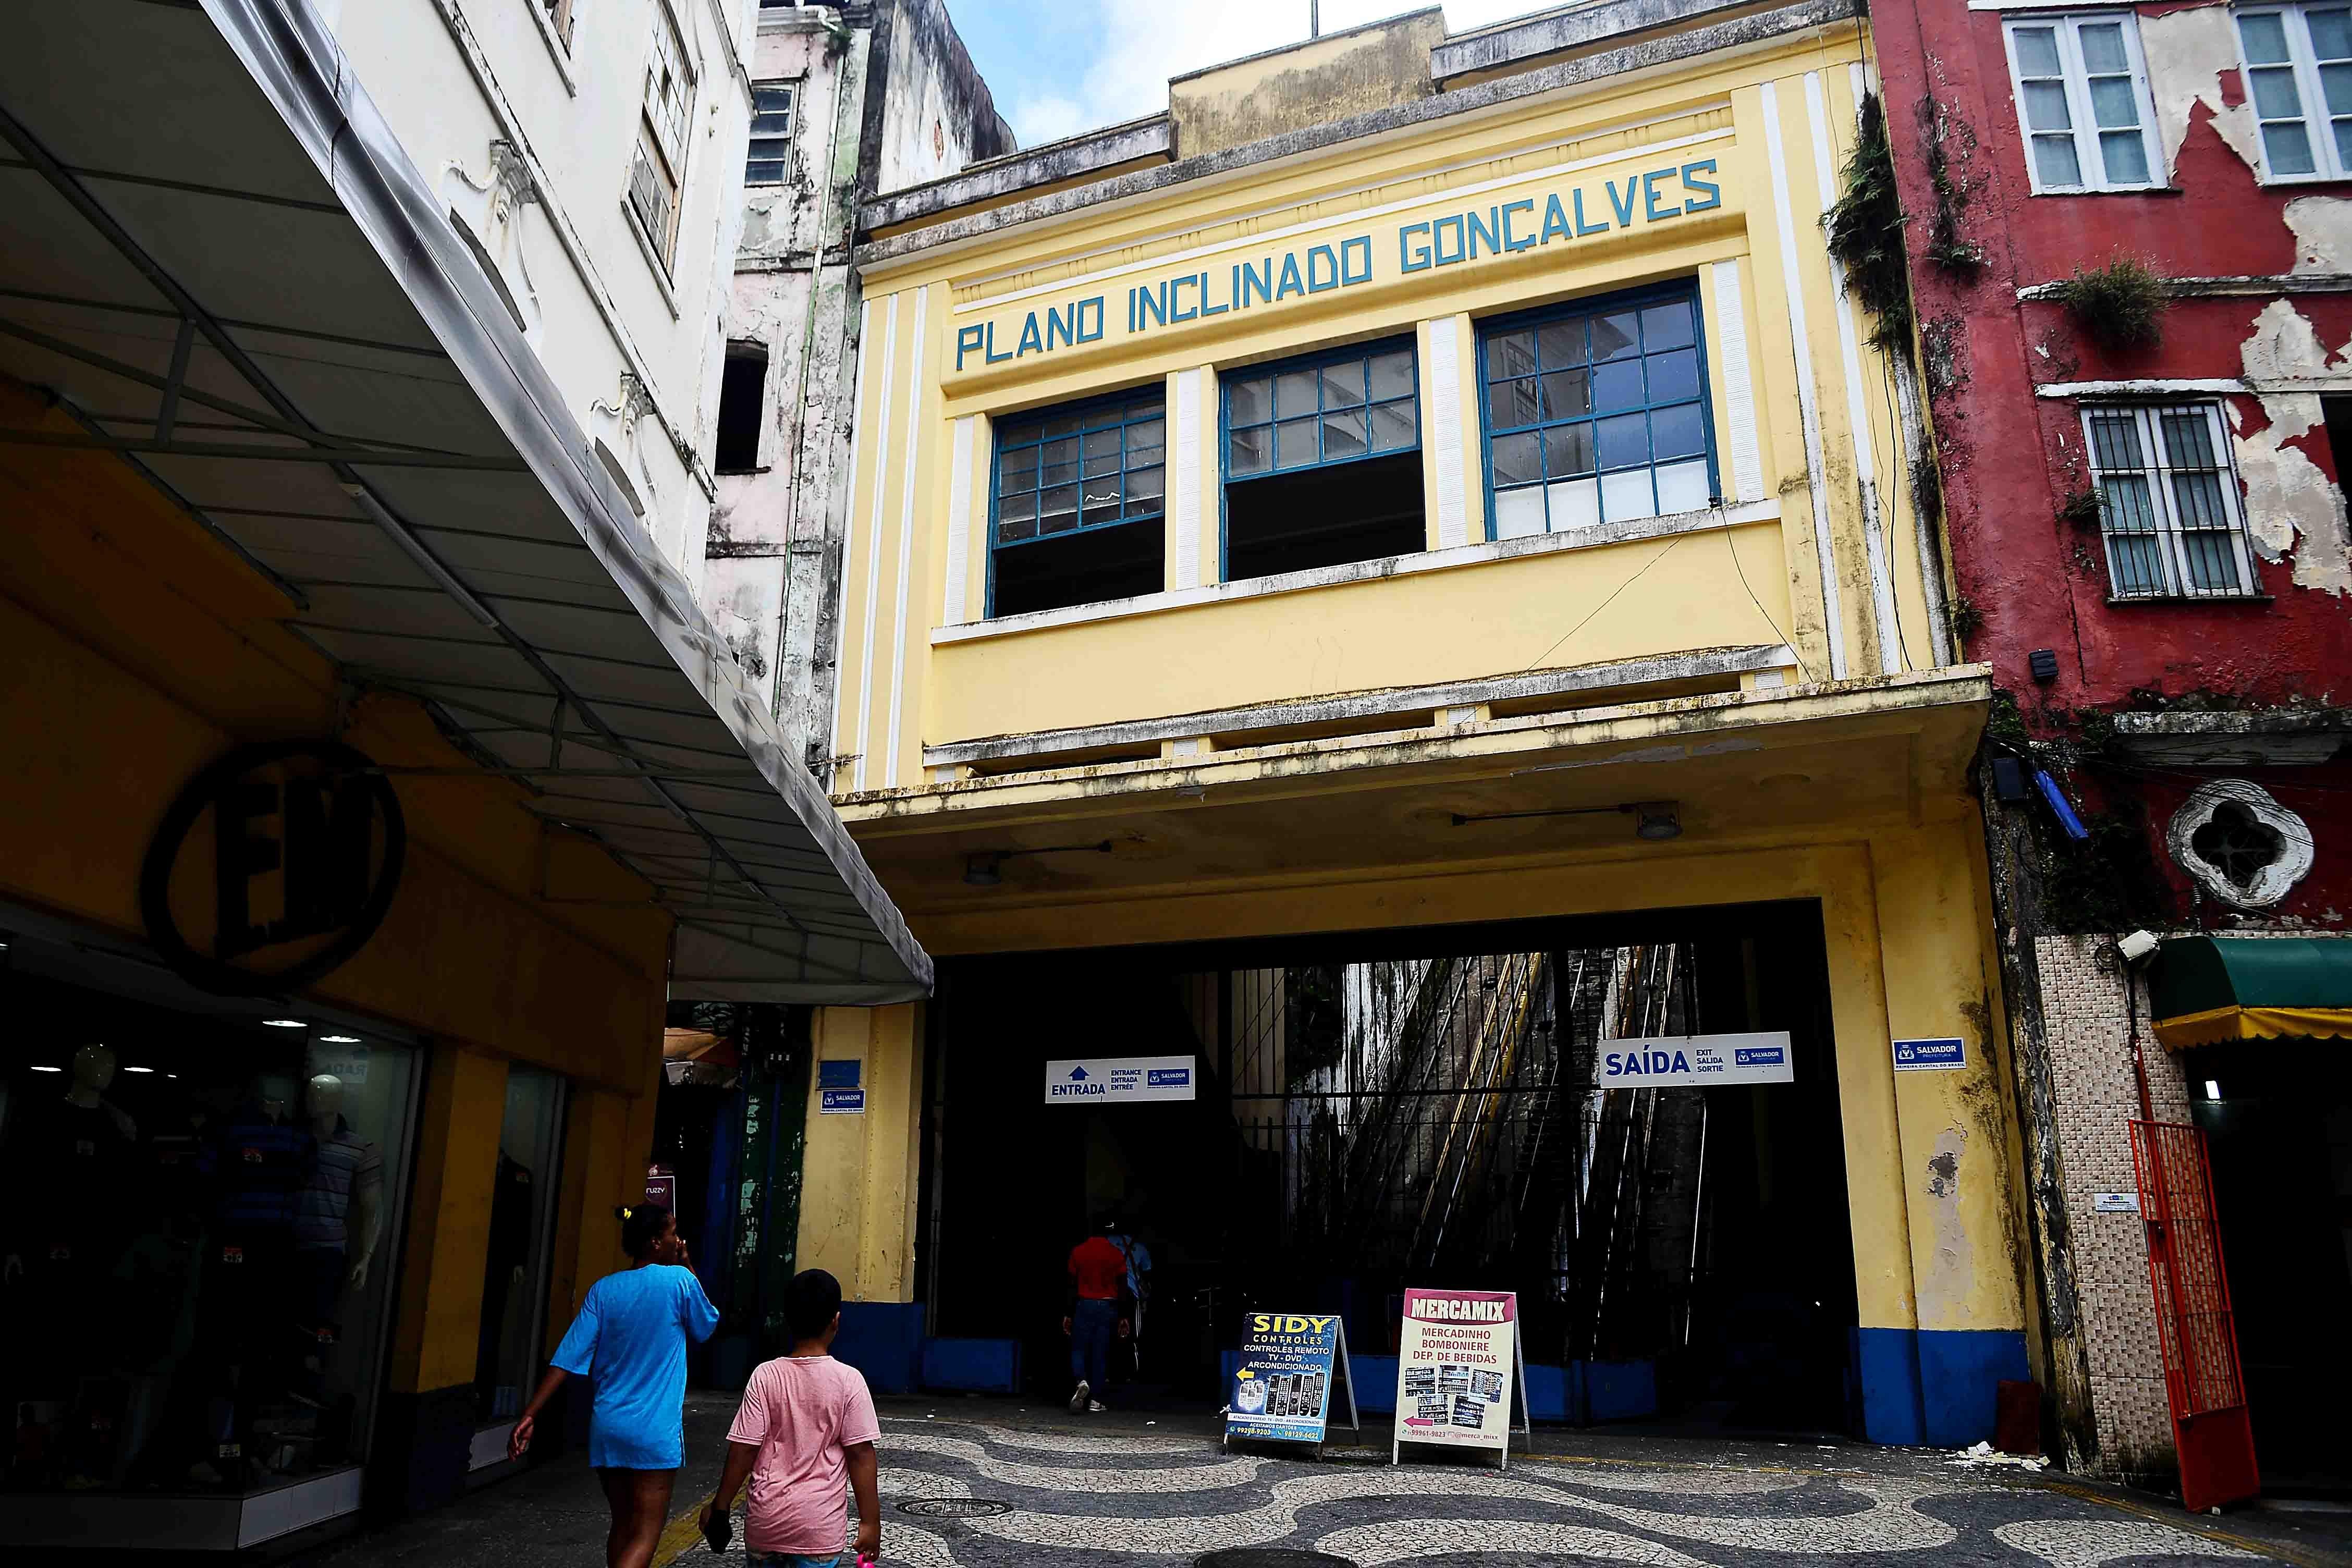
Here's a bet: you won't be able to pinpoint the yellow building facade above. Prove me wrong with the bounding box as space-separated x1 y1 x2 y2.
805 2 2029 1446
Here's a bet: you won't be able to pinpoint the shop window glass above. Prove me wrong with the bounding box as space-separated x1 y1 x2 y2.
0 967 419 1502
477 1065 567 1423
1480 287 1718 537
1221 337 1425 580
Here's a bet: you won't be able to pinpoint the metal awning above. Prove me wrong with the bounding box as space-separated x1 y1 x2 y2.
2150 935 2352 1049
0 1 929 1004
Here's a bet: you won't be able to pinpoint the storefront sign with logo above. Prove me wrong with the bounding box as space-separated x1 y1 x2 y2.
1596 1031 1795 1089
1226 1312 1357 1448
1392 1288 1528 1466
1893 1036 1967 1071
139 740 407 996
1042 1056 1197 1104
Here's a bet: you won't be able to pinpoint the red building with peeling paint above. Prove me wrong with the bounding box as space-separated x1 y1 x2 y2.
1873 0 2352 1501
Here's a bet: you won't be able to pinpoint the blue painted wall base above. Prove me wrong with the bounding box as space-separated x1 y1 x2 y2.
830 1302 924 1394
1853 1327 2028 1447
1214 1353 1657 1425
922 1337 1022 1394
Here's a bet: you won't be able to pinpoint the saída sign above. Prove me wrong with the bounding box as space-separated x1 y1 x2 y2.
139 740 407 996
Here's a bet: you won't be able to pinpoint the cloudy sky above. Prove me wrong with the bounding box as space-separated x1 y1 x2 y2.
947 1 1564 149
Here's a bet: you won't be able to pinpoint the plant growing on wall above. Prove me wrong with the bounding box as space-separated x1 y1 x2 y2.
1915 95 1985 275
1823 93 1913 353
2052 256 2168 351
2056 486 2102 531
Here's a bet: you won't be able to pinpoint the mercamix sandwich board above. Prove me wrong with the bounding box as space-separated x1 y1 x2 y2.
1392 1288 1525 1466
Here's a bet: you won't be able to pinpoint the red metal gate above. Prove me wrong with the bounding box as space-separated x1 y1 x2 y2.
2129 1119 2259 1512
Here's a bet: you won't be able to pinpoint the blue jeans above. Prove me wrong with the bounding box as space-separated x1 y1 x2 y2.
1070 1297 1116 1392
750 1555 840 1567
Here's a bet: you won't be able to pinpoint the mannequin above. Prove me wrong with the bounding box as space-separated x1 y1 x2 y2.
292 1075 381 1291
2 1044 136 1285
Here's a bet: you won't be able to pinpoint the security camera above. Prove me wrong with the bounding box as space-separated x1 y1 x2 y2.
2116 930 2160 964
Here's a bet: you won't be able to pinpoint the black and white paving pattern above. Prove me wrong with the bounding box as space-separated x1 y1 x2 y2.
748 1416 2287 1568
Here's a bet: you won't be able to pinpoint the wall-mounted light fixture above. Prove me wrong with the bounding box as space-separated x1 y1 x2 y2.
1450 800 1683 841
964 840 1114 887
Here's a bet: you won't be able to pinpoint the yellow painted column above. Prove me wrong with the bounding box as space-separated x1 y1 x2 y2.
1870 822 2033 1446
381 1045 506 1507
799 1003 926 1303
800 1005 927 1392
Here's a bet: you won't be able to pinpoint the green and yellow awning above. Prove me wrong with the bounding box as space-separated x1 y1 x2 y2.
2150 936 2352 1049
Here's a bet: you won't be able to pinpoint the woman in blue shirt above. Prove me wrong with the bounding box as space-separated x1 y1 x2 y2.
510 1204 719 1568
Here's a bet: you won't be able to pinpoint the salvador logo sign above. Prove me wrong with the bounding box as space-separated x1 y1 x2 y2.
139 740 407 996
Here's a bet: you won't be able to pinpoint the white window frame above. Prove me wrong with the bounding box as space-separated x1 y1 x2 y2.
2079 401 2261 601
626 2 696 276
746 82 795 186
2002 13 2165 193
2233 3 2352 182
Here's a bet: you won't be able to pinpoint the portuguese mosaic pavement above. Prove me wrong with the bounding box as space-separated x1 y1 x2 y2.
692 1415 2289 1568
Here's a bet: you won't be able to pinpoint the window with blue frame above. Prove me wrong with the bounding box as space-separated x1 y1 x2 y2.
1480 287 1716 539
990 391 1165 617
1221 337 1424 580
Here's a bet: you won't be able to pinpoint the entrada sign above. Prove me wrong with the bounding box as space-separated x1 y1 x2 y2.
139 740 407 996
1042 1055 1197 1104
952 155 1725 375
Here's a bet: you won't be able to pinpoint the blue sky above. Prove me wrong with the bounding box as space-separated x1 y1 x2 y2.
946 1 1565 149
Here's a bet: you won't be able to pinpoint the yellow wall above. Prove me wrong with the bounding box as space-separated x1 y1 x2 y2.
833 24 1939 794
797 1003 926 1304
0 383 676 1396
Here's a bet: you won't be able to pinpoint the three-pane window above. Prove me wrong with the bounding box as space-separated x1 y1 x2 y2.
2003 15 2161 192
747 85 795 185
2235 4 2352 179
2081 403 2259 599
1222 339 1426 580
1480 290 1714 537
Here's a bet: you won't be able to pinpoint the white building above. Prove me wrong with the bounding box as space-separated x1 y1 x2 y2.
704 0 1013 767
309 0 756 577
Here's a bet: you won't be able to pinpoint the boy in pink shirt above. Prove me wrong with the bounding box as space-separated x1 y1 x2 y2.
701 1270 881 1567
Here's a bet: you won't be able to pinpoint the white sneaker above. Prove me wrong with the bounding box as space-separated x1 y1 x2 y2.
1068 1379 1089 1413
1087 1401 1107 1414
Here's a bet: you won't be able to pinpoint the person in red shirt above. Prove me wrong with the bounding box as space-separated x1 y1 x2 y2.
1061 1219 1131 1414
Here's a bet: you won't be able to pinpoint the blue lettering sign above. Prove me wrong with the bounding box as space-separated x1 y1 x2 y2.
1573 188 1609 236
955 323 985 371
1169 273 1199 323
985 320 1012 364
1201 270 1230 316
1340 235 1374 284
1682 160 1722 213
1466 206 1502 261
1399 221 1432 273
1306 244 1340 293
1276 252 1306 300
1501 198 1536 252
1606 176 1639 229
1045 303 1077 352
1643 168 1679 224
1016 311 1044 357
1431 214 1466 266
1242 256 1277 305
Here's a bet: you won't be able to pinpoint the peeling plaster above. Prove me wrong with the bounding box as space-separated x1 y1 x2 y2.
2285 195 2352 273
2141 5 2264 179
1925 1125 1973 1310
2231 300 2352 593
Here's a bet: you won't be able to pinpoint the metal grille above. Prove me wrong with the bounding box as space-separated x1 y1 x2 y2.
2082 402 2257 599
2129 1119 2247 1418
1219 946 1709 1365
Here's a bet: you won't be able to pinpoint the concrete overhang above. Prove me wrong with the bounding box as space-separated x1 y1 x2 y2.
832 668 1995 949
1431 0 1786 85
861 115 1175 238
0 0 930 1004
854 0 1863 273
2108 708 2352 767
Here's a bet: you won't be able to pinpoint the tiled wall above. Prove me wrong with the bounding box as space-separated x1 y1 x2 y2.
2033 935 2194 1484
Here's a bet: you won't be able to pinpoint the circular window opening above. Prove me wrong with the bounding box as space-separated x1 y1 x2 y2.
897 1498 1012 1518
2166 778 2313 910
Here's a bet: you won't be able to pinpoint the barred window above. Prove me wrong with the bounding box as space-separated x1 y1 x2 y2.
2081 403 2259 599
